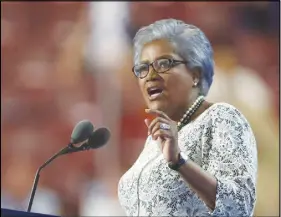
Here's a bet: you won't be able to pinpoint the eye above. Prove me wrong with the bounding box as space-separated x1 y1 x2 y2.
133 64 148 77
155 59 171 70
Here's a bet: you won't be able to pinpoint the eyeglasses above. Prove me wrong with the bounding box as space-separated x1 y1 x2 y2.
132 58 187 79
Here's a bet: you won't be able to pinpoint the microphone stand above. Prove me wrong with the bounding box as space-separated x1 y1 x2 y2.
27 141 94 212
27 144 72 212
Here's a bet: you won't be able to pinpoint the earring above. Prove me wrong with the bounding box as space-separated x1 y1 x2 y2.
193 81 198 87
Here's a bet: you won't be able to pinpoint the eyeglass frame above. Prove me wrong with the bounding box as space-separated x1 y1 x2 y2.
132 58 188 79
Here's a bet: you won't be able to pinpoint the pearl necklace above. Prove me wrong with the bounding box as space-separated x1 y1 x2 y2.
177 95 205 131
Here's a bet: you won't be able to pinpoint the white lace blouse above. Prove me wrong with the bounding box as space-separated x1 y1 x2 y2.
118 103 258 216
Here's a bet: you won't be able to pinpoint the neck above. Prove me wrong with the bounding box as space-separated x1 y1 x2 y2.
169 92 200 122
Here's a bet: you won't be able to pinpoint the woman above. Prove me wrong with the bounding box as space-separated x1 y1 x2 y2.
118 19 258 217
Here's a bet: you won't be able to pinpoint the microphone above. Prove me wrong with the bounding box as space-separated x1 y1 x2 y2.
89 127 111 149
27 120 98 212
70 120 94 144
62 127 111 155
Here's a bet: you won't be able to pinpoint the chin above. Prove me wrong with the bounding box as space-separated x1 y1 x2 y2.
148 101 167 112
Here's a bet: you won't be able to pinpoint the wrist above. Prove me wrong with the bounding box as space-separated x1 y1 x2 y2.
169 152 180 164
168 152 188 171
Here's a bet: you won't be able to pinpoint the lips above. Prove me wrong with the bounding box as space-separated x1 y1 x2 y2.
147 86 164 100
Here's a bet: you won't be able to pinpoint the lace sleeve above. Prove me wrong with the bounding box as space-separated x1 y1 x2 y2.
204 104 258 217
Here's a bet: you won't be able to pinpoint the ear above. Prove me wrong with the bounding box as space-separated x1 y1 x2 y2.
191 67 201 87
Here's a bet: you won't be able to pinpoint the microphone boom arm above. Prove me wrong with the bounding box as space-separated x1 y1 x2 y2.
26 127 109 212
27 145 71 212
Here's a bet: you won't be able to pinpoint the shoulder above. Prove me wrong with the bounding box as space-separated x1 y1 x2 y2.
208 102 241 115
202 102 255 140
206 103 256 144
180 102 251 135
206 102 250 124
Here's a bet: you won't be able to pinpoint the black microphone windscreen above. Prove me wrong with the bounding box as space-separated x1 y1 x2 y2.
70 120 94 144
88 127 111 149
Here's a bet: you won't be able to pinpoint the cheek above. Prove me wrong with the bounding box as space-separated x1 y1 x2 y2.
138 80 147 97
165 72 193 96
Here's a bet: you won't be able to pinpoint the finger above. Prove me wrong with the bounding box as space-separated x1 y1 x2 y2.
152 129 172 140
150 121 171 136
144 119 152 135
145 109 170 120
144 118 151 128
148 117 169 134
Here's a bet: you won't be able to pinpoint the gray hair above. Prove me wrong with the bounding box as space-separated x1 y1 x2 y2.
133 19 214 96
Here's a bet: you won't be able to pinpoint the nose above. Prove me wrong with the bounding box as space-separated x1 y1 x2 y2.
145 67 161 83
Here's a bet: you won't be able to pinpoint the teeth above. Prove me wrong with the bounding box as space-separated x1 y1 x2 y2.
150 90 162 95
148 88 161 94
150 88 159 91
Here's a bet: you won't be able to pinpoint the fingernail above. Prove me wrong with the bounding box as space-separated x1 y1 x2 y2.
145 109 150 112
144 119 148 127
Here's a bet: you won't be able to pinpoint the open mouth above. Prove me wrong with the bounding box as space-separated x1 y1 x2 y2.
147 87 164 99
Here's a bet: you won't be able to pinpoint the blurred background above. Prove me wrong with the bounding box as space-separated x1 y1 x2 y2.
1 1 279 216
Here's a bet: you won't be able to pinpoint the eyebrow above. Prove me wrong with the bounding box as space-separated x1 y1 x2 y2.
140 54 175 64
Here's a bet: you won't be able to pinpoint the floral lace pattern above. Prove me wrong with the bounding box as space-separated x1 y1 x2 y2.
118 103 258 216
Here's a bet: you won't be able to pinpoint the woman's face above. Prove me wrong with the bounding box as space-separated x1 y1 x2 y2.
137 39 198 120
